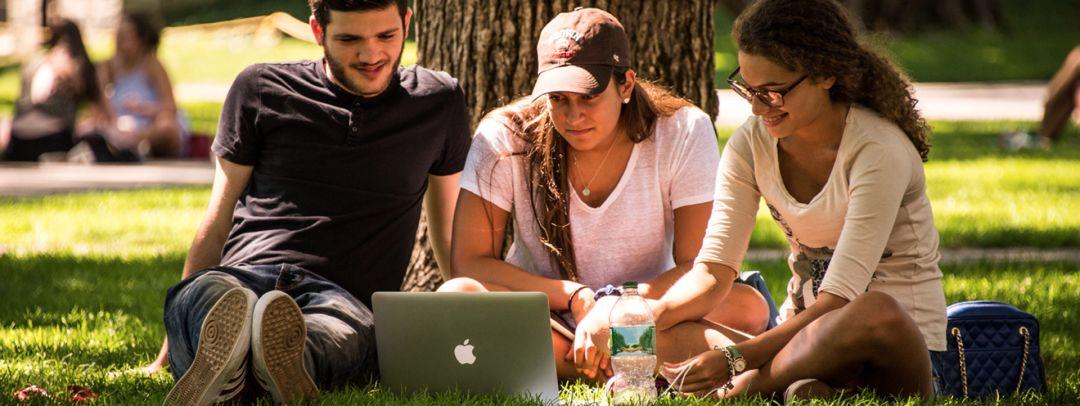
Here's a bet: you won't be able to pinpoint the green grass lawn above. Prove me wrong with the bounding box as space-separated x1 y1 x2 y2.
1 121 1076 256
736 121 1080 250
3 0 1076 118
1 120 1078 403
0 254 1075 404
711 0 1080 85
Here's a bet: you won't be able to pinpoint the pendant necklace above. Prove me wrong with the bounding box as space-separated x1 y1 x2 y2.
572 135 620 197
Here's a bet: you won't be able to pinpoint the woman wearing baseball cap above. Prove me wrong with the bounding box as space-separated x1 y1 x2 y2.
439 8 771 382
663 0 946 401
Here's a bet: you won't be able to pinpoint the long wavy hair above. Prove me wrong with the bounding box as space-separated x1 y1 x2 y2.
44 19 102 104
733 0 931 161
482 69 692 281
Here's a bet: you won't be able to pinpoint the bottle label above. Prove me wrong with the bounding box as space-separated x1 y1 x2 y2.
609 325 655 357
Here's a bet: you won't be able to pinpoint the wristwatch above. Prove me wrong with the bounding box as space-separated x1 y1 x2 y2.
726 345 747 374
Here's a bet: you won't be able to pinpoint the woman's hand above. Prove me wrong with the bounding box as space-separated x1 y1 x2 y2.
568 286 595 323
660 349 731 397
568 298 616 379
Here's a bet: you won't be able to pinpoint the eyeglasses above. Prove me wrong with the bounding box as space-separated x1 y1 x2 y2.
727 66 807 108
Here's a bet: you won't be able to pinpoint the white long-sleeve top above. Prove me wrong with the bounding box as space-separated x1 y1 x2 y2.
695 104 946 351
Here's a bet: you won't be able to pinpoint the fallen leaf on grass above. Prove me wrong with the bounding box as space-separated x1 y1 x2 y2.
69 385 98 402
12 385 51 401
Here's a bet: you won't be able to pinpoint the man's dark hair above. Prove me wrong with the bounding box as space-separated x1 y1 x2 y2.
309 0 407 30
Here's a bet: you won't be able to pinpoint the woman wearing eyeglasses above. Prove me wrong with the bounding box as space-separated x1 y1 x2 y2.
658 0 947 401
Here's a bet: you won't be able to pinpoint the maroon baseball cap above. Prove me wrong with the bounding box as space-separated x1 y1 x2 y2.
532 8 631 99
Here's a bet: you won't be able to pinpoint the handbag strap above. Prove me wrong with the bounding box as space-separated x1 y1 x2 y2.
951 327 970 398
952 325 1033 398
1016 326 1031 394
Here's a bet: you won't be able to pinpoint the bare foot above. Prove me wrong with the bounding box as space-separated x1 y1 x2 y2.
109 360 167 379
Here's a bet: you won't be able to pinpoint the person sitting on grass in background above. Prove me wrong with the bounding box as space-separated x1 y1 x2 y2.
1000 45 1080 151
438 7 775 383
2 19 111 162
148 0 471 404
659 0 947 402
96 10 189 159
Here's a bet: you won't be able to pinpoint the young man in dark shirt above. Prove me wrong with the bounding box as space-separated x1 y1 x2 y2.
155 1 471 403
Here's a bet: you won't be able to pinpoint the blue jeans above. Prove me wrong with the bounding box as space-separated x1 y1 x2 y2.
164 264 378 389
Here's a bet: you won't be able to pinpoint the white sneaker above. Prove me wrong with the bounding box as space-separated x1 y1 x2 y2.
1000 131 1051 152
164 287 257 405
251 290 319 403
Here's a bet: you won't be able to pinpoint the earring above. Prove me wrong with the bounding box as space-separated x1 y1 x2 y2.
622 97 630 104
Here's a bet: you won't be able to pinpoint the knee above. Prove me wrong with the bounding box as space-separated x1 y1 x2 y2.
655 323 698 365
436 277 486 293
709 284 770 335
176 271 243 299
167 271 245 312
846 291 913 346
191 271 246 289
731 284 771 334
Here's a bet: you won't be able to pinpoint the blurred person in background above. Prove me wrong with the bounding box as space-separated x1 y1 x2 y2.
1000 45 1080 151
96 10 189 159
2 19 111 162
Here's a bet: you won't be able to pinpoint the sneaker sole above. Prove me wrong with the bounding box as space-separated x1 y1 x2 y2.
252 291 319 403
165 287 256 406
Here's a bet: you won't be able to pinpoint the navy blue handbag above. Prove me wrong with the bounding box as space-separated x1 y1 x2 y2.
941 301 1046 398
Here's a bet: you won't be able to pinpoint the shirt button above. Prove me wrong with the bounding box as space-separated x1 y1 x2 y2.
351 126 358 132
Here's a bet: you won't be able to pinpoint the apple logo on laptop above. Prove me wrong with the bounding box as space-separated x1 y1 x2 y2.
454 339 476 365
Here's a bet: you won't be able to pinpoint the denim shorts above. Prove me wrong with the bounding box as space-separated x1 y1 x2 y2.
929 350 947 395
549 271 781 334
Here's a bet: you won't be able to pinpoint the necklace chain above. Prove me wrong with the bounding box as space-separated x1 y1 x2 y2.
571 136 620 197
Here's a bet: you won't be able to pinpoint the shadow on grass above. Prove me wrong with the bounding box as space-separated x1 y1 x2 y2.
936 225 1080 248
0 253 182 327
0 254 181 401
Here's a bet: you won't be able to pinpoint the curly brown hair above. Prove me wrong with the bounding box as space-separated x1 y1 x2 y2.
480 70 692 281
733 0 931 161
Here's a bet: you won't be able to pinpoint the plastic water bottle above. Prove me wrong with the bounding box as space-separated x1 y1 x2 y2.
608 281 657 404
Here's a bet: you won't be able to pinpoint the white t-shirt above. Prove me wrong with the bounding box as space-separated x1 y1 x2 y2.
695 104 947 351
461 106 720 289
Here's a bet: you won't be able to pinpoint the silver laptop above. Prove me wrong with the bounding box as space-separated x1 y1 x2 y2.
372 292 559 403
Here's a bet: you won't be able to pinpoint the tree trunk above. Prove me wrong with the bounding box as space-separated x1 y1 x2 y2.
401 206 442 292
400 0 718 292
414 0 718 127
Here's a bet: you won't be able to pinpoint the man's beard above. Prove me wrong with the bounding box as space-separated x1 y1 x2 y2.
324 45 403 97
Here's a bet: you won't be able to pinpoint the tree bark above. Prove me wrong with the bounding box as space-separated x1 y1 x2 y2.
402 207 441 292
414 0 718 127
400 0 718 292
